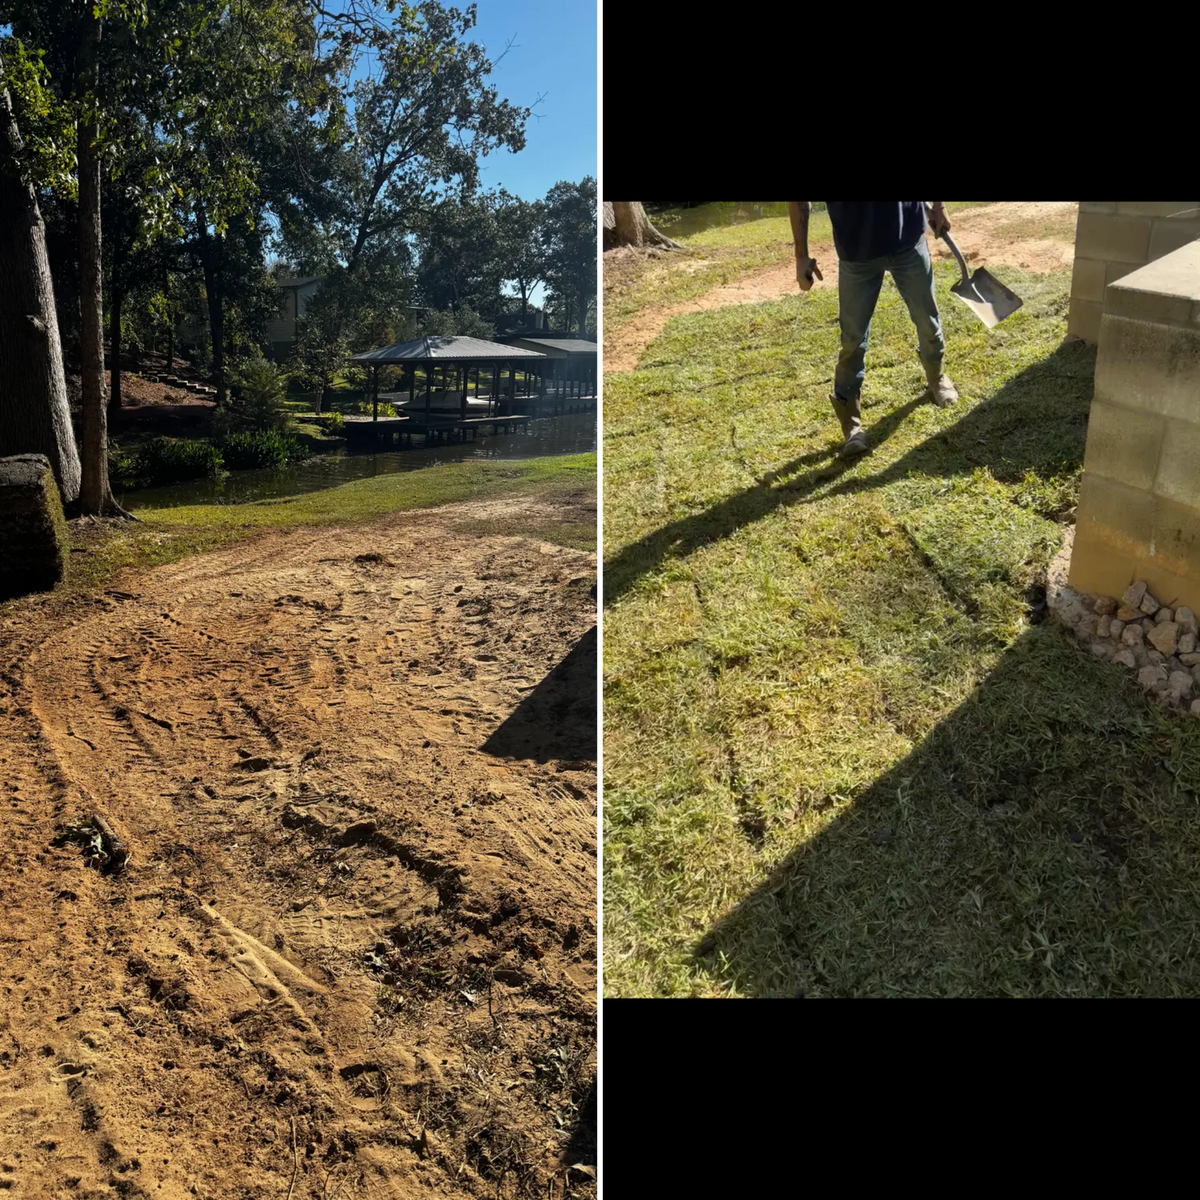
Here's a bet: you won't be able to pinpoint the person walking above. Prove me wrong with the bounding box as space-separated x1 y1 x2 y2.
788 201 959 456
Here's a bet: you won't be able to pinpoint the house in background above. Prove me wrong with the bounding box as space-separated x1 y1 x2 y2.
268 276 325 361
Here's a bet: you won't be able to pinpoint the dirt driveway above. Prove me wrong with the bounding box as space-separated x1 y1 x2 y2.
0 496 597 1198
604 201 1078 373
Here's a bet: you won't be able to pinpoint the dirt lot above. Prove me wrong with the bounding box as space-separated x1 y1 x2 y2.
0 498 597 1198
604 201 1079 373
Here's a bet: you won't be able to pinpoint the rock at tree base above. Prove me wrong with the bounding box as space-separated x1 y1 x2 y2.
0 454 68 598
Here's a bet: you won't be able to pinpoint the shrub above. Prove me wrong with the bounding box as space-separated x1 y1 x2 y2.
226 355 293 431
219 429 310 471
135 437 224 486
324 412 345 433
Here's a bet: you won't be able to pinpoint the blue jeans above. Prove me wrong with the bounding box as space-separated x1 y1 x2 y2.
834 236 944 402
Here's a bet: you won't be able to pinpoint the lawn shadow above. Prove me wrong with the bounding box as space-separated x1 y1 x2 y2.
481 626 597 763
821 339 1095 505
603 396 925 605
563 1076 596 1173
604 339 1096 607
692 623 1200 997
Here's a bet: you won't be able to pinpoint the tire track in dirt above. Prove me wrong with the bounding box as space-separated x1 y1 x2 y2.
604 201 1079 374
0 496 597 1199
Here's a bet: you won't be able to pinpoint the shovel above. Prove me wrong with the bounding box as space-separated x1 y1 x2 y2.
926 205 1023 328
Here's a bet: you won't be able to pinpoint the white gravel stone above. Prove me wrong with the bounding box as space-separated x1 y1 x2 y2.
1110 619 1126 640
1094 596 1117 615
1096 614 1112 638
1141 593 1161 616
1177 607 1197 635
1192 698 1200 715
1139 665 1168 690
1090 640 1113 660
1155 607 1175 624
1121 623 1145 647
1117 605 1141 622
1170 671 1195 698
1180 632 1197 655
1112 648 1138 669
1181 652 1200 666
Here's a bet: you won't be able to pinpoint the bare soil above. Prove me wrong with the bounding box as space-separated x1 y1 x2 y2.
604 201 1079 374
0 496 597 1198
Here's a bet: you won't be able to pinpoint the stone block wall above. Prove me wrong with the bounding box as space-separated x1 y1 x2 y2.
1068 202 1200 343
1069 240 1200 606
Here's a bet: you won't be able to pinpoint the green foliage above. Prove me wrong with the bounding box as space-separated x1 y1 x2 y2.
323 412 345 433
542 176 597 335
126 437 223 487
218 428 309 470
0 36 76 196
226 355 292 431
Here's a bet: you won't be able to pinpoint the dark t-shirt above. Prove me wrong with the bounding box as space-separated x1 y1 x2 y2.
826 202 927 262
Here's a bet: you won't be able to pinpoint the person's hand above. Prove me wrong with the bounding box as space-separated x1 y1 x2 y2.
796 256 823 291
928 202 950 237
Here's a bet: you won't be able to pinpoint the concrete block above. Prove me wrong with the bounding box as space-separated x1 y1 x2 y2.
1116 202 1200 218
1113 241 1200 299
1069 523 1138 600
1094 315 1200 422
1075 212 1151 264
1105 285 1195 327
1149 493 1200 579
1071 257 1107 303
0 454 68 598
1106 261 1139 286
1154 419 1200 505
1079 202 1117 213
1149 218 1200 261
1068 298 1103 343
1076 472 1156 555
1082 400 1164 490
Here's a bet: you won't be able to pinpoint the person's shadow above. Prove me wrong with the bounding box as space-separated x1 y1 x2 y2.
604 340 1095 607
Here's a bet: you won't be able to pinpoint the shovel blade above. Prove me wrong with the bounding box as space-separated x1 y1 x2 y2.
950 268 1023 329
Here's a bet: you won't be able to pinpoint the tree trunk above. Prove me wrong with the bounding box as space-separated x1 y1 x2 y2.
603 201 682 251
77 13 119 515
196 217 226 404
108 279 123 413
0 82 82 503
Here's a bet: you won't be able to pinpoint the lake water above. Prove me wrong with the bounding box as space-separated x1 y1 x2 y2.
648 201 797 240
122 410 597 510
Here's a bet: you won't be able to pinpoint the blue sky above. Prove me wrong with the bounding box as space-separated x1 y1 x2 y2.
468 2 597 201
344 2 597 204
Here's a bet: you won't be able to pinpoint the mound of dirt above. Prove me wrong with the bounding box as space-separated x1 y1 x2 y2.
0 495 597 1199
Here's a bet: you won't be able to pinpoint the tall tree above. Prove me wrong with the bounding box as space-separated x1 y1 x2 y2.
0 71 81 502
496 190 545 321
543 177 597 336
75 5 118 514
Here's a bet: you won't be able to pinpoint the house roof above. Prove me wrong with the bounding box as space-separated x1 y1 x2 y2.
503 336 597 355
349 335 548 364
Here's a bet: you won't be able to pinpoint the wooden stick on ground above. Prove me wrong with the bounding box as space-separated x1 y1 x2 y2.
286 1116 299 1200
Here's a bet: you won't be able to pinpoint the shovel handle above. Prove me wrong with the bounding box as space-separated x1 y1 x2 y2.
925 202 971 286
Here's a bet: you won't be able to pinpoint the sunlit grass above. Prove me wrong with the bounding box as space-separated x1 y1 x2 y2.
603 260 1200 997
